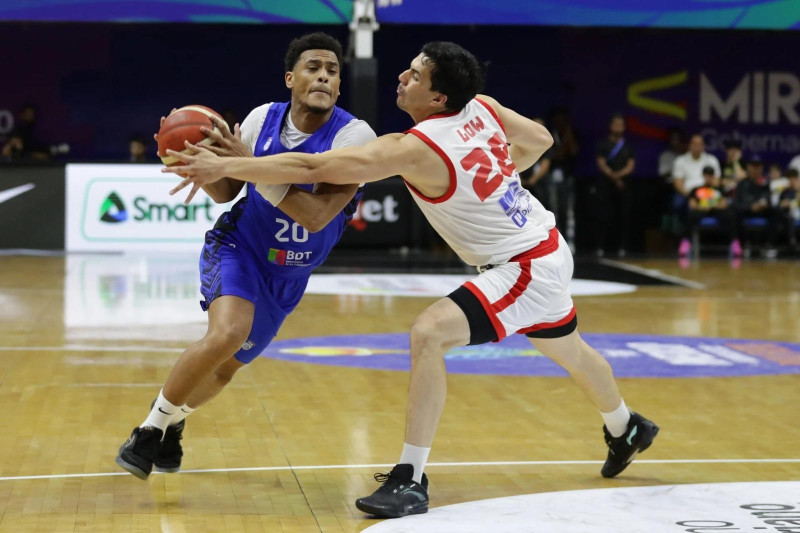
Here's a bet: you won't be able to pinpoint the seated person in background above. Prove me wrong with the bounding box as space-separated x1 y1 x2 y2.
0 133 25 162
779 169 800 249
789 153 800 174
768 163 790 207
129 135 148 163
672 134 720 199
658 128 685 181
735 156 778 258
678 166 740 257
720 138 745 198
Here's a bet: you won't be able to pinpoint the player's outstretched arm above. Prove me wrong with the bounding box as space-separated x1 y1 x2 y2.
276 183 361 233
165 133 421 204
476 94 553 173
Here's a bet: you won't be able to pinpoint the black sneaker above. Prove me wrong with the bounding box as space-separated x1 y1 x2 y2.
355 464 429 518
115 426 163 480
154 419 184 473
601 411 659 478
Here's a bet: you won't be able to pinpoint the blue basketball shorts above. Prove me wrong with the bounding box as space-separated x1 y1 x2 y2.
198 238 309 364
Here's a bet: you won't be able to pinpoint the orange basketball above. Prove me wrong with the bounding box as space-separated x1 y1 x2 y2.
157 105 223 166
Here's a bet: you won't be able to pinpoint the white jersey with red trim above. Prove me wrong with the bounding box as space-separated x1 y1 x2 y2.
404 98 555 266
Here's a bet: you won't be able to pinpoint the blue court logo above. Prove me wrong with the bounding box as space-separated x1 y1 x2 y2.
261 333 800 378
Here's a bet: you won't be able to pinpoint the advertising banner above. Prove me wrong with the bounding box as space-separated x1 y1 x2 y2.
0 165 65 250
65 164 243 252
0 0 352 23
376 0 800 29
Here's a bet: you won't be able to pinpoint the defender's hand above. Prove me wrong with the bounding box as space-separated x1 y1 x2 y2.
198 115 253 158
163 143 226 204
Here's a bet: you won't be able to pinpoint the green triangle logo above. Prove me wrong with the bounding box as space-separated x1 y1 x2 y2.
99 192 127 223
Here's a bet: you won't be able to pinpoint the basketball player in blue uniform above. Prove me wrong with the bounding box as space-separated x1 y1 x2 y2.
115 33 376 479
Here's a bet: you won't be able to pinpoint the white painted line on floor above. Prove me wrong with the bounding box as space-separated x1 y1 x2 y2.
0 345 183 353
66 383 166 388
1 458 798 482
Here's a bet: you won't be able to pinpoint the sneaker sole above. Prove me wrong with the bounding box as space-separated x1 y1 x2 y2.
355 500 428 518
115 455 150 480
153 465 180 473
602 421 660 478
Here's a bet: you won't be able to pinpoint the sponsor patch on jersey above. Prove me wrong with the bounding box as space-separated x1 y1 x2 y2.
268 248 312 266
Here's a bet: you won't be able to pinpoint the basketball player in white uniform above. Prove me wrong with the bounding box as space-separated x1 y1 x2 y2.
165 41 660 519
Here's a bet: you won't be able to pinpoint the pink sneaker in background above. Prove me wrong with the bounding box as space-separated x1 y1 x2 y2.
678 238 691 257
729 239 742 257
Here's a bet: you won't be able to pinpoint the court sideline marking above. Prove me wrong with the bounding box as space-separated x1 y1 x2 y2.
598 259 707 290
1 458 798 482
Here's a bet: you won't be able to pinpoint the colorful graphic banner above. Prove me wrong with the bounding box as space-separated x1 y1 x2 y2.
376 0 800 29
0 0 353 23
263 332 800 378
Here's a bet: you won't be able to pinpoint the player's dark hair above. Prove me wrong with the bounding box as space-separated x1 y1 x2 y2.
421 41 486 112
787 168 799 178
285 32 344 72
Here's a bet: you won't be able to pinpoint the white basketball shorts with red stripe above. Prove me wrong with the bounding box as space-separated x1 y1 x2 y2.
462 229 576 342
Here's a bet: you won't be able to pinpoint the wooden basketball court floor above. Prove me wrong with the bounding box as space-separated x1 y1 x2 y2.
0 253 798 532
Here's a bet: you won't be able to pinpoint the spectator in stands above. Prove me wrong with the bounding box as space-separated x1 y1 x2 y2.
11 104 49 160
788 153 800 174
548 107 579 244
678 166 740 258
720 138 746 197
768 162 790 207
129 135 149 163
520 117 554 212
595 113 635 257
779 168 799 250
0 133 25 162
658 128 685 180
672 134 720 197
735 156 778 258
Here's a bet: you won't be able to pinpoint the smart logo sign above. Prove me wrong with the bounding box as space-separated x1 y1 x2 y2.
66 164 242 252
262 332 800 378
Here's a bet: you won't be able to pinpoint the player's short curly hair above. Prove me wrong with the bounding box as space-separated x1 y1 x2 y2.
285 32 344 72
421 42 486 112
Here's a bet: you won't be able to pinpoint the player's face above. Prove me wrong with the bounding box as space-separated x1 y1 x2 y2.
287 49 341 114
396 54 444 114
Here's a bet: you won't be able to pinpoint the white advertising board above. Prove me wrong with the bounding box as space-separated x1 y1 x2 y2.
65 164 243 252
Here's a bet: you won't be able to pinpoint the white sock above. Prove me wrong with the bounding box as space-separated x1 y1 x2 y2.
601 399 631 438
140 389 180 433
399 443 431 483
169 404 196 426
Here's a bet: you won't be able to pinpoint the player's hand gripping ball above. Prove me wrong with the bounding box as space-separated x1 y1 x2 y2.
157 105 223 166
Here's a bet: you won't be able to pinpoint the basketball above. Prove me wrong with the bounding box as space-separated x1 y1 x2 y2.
157 105 223 166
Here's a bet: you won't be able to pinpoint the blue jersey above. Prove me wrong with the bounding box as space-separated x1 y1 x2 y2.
206 102 363 279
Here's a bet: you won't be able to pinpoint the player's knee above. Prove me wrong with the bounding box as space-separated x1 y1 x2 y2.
410 315 448 355
206 323 250 354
